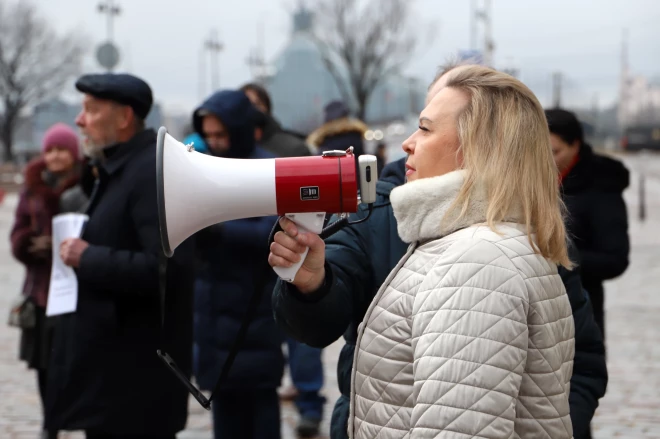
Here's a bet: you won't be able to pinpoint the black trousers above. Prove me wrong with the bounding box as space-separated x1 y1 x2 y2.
590 290 606 341
37 369 58 439
212 388 281 439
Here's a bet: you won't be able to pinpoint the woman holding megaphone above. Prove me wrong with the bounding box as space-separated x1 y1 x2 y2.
269 65 576 438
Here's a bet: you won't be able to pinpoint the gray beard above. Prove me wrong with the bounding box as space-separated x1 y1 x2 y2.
83 137 116 162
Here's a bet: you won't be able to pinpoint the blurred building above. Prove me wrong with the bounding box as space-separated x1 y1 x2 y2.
619 75 660 128
262 4 425 134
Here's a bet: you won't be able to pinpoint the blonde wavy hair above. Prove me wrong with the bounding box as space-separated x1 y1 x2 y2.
438 64 572 268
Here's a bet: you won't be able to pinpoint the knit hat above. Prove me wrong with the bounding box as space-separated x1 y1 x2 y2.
42 123 80 160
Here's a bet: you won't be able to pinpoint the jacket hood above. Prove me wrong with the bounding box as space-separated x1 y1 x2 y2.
193 90 259 158
563 143 630 194
306 118 368 147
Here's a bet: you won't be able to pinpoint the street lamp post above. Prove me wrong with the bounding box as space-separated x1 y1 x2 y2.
96 1 121 72
204 30 223 91
98 0 121 44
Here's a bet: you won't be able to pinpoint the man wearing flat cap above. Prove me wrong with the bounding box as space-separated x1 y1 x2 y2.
45 73 196 439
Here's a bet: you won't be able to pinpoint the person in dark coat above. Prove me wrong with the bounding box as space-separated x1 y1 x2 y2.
546 108 630 341
270 156 608 439
241 82 326 437
241 82 313 157
48 73 196 439
191 89 284 439
10 123 81 439
306 100 367 157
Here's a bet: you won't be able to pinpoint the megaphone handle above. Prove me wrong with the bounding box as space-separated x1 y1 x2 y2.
272 230 311 283
271 212 325 283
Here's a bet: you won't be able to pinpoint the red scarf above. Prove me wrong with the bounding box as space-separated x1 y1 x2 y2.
559 153 580 184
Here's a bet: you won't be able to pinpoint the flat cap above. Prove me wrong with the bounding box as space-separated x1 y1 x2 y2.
75 73 153 120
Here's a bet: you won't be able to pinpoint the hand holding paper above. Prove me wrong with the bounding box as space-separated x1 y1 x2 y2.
46 213 89 317
60 238 89 268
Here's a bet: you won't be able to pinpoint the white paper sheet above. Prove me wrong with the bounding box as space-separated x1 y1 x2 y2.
45 213 89 317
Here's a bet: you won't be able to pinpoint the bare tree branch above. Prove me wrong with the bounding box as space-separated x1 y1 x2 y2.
0 0 86 161
311 0 429 121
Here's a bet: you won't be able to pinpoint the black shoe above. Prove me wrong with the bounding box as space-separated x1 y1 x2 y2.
41 430 58 439
296 416 321 438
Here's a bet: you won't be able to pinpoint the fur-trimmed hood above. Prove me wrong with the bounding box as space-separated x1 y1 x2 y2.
306 117 368 147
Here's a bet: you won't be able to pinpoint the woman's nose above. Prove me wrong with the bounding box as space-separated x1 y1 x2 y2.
402 135 414 154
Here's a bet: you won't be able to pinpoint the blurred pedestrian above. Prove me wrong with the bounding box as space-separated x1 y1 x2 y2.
46 73 196 439
241 82 325 437
191 90 284 439
547 108 630 340
306 100 367 158
547 108 629 439
241 82 312 157
9 122 81 439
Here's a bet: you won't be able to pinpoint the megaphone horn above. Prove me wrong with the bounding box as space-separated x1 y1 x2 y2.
156 126 377 282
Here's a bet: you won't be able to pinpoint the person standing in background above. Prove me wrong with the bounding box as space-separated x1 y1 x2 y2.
241 82 326 438
306 101 367 158
49 73 196 439
241 82 313 157
9 123 81 439
546 108 630 341
191 89 284 439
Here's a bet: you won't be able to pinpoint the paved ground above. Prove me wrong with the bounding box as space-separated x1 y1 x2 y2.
589 152 660 439
0 151 658 438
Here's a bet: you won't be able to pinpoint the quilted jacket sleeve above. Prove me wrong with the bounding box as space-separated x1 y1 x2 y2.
410 239 529 438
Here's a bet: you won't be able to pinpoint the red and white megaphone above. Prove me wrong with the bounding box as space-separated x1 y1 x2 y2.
156 127 378 281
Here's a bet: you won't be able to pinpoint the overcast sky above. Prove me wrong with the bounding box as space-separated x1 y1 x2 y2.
28 0 660 115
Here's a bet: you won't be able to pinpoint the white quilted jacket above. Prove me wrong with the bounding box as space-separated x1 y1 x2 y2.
349 171 575 439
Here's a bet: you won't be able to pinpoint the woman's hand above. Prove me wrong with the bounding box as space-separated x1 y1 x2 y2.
268 217 326 294
27 235 51 257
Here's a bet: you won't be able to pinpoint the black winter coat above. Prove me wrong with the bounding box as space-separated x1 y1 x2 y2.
273 158 608 439
191 89 285 392
192 149 284 391
45 129 196 436
562 143 630 335
260 113 312 158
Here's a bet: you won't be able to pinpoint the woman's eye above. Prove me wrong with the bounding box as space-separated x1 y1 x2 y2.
418 126 429 132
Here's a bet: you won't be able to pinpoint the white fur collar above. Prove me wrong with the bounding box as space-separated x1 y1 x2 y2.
390 170 522 243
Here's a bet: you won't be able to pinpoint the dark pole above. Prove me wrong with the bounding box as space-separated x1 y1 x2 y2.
639 168 646 222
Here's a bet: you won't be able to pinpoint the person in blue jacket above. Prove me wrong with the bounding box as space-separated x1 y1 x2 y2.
270 64 608 439
192 90 284 439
